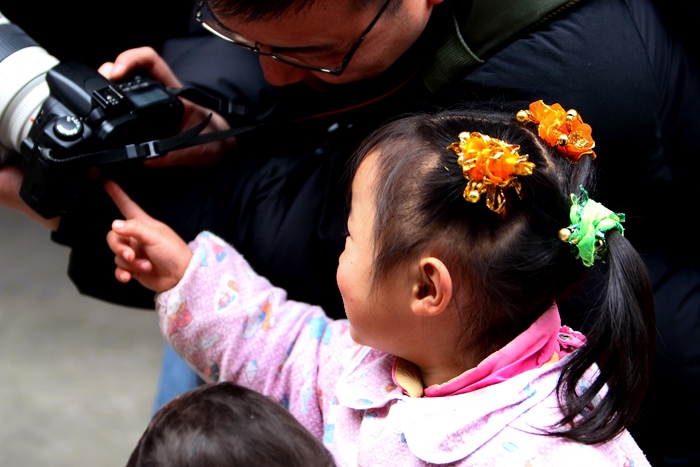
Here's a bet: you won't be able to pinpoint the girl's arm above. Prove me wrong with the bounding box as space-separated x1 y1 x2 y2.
155 231 346 438
105 180 345 435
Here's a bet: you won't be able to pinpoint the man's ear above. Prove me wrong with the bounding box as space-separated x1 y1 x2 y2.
411 257 452 317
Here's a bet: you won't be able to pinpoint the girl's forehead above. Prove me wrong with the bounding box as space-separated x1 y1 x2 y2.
353 152 380 193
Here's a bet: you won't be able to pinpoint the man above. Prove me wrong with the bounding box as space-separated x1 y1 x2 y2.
1 0 698 465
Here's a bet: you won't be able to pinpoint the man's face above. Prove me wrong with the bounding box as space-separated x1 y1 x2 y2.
215 0 441 88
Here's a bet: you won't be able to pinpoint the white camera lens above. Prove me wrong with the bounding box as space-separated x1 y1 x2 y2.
0 12 59 164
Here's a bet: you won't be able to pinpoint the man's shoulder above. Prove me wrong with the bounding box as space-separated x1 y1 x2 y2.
423 0 591 94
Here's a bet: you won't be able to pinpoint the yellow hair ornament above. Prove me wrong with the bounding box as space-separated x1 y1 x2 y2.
516 100 596 163
446 131 536 214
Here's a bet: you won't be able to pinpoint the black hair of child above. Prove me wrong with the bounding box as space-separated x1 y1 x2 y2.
345 108 656 445
126 381 336 467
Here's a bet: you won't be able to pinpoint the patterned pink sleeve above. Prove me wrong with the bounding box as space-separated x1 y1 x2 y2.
154 231 346 437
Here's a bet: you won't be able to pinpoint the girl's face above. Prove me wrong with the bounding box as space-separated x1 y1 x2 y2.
337 152 414 353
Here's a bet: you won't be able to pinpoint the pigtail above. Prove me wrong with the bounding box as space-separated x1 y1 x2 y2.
555 230 655 443
543 147 655 444
515 102 656 442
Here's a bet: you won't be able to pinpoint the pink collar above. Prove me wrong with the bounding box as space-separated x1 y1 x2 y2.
393 303 586 398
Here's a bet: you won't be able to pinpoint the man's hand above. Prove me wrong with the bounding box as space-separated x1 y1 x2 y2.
0 165 60 231
105 180 193 293
99 47 237 168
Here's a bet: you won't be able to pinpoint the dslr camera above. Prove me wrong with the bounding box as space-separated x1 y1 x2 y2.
0 12 184 219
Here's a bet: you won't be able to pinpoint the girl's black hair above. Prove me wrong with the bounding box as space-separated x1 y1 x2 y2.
346 109 655 444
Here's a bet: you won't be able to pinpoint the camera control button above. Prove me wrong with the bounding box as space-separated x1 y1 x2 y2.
53 116 83 141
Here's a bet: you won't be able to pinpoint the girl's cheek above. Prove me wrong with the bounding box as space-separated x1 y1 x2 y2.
336 264 348 294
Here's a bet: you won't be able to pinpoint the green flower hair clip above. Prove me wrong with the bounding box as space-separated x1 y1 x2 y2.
558 186 625 267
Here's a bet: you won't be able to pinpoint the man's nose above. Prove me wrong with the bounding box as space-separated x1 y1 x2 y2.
259 56 310 86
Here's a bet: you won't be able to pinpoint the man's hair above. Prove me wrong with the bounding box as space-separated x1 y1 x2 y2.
126 381 336 466
208 0 398 23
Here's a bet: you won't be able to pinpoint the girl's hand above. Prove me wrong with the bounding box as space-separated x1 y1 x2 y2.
105 180 193 292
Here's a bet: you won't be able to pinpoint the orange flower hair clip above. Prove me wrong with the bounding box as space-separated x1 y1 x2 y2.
446 131 536 214
516 100 596 163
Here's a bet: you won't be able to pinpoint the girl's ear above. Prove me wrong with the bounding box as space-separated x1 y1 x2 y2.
411 257 452 317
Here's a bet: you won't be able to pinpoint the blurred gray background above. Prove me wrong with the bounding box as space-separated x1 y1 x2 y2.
0 208 164 467
0 5 190 466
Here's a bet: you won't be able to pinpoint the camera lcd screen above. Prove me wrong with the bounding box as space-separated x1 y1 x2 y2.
127 86 171 108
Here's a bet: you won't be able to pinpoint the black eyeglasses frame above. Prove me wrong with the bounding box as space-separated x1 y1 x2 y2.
195 0 393 76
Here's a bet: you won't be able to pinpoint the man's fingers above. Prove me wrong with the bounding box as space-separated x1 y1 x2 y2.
110 47 182 87
97 62 114 79
143 106 233 168
0 166 61 230
108 47 157 80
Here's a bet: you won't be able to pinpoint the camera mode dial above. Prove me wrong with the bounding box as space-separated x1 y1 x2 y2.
53 115 83 141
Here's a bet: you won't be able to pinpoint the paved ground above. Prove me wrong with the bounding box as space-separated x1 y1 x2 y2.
0 208 164 467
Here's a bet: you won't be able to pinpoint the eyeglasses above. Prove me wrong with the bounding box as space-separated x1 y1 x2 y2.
195 0 392 76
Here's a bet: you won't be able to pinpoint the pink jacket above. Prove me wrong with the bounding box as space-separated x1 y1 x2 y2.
156 232 650 466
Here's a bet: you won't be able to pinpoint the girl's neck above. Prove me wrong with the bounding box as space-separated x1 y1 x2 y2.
397 307 485 389
394 355 476 398
418 361 472 388
406 346 482 389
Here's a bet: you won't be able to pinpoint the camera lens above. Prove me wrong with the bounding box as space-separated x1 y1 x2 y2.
0 11 59 164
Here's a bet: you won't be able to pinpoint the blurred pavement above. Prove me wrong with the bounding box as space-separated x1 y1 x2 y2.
0 208 163 467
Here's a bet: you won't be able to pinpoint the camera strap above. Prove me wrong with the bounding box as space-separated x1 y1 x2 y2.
43 113 259 165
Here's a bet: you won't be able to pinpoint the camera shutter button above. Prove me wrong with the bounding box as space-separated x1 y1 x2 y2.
53 116 83 141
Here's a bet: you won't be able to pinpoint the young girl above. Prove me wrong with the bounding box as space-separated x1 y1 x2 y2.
106 102 654 465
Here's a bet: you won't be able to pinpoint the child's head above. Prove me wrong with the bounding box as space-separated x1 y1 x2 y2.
126 381 336 467
343 109 588 356
340 105 655 444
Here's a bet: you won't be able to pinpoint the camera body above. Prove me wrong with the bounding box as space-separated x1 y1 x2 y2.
0 13 183 219
19 61 183 218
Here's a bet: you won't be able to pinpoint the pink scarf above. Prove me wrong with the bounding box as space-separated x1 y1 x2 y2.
393 304 586 397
